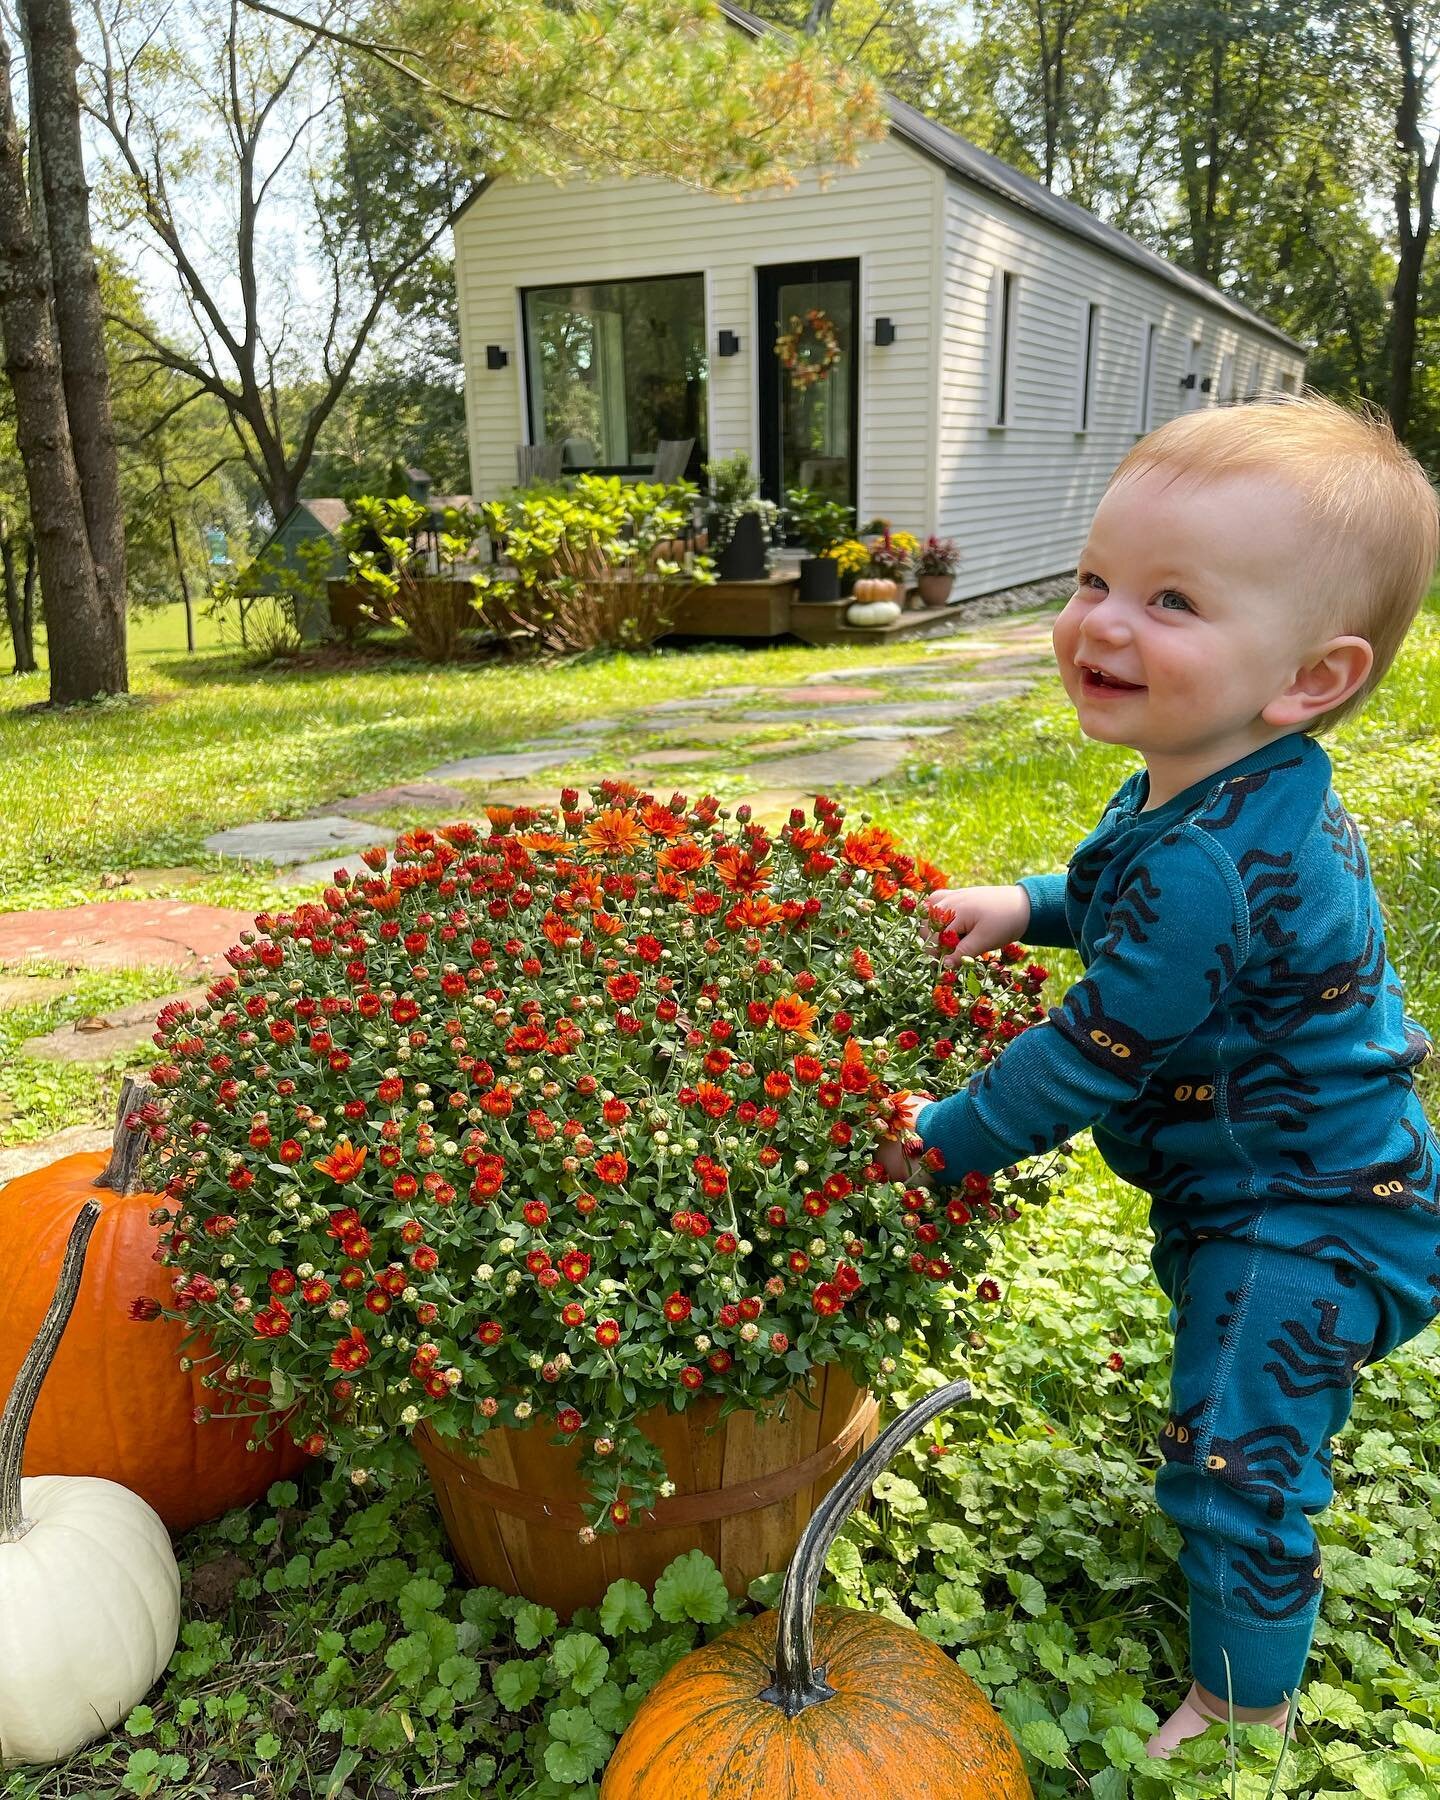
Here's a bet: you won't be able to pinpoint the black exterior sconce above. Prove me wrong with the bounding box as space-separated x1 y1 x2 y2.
485 345 509 370
1200 375 1213 393
717 329 741 357
874 317 897 347
1179 371 1196 389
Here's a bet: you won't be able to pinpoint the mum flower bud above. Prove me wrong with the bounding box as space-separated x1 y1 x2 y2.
514 1401 533 1420
400 1405 420 1425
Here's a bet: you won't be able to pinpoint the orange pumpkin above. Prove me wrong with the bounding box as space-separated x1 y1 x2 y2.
851 577 899 604
601 1378 1032 1799
0 1080 307 1533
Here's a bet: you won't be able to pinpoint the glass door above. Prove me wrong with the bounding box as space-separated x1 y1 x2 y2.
757 259 859 516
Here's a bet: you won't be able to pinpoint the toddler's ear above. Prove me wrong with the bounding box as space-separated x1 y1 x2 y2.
1262 636 1372 729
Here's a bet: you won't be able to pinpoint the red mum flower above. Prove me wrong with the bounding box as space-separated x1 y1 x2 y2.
811 1282 843 1316
977 1278 1002 1303
474 1320 504 1346
523 1200 549 1227
662 1292 692 1324
329 1326 371 1371
595 1317 621 1347
128 1296 162 1322
1107 1351 1125 1372
561 1301 586 1327
559 1250 592 1283
556 1407 584 1434
679 1366 704 1390
593 1151 629 1185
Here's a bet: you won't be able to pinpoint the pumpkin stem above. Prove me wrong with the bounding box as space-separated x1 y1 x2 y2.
762 1375 971 1717
0 1201 101 1543
94 1076 155 1194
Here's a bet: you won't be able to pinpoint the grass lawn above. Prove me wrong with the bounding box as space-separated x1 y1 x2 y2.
5 602 1440 1797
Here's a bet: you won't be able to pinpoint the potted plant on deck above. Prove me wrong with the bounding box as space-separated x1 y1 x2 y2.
914 535 963 607
703 452 778 582
134 793 1059 1615
861 524 919 608
783 488 855 603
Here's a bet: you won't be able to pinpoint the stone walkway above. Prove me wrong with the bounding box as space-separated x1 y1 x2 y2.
198 609 1056 865
0 609 1058 1110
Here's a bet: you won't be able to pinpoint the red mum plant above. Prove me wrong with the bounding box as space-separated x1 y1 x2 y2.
137 786 1062 1527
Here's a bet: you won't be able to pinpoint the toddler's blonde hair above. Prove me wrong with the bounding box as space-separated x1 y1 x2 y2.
1107 389 1440 733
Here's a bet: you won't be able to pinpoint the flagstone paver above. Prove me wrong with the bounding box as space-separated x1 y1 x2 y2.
0 974 73 1009
769 685 886 704
204 817 394 865
0 901 255 974
277 854 386 887
0 1125 112 1184
422 745 600 782
836 723 957 741
737 683 1031 726
336 781 472 817
22 988 207 1064
731 741 912 792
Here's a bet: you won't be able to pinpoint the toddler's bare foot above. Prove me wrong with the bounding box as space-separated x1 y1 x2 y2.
1144 1682 1290 1758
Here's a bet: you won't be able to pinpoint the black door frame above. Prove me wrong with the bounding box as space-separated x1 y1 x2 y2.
755 258 861 515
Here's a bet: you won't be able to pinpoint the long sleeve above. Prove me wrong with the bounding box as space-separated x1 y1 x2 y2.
919 825 1249 1181
1017 872 1076 949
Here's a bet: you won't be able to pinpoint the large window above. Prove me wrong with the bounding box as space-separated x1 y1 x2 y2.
522 273 707 477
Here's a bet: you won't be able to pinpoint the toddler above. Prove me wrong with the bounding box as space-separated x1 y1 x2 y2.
887 392 1440 1754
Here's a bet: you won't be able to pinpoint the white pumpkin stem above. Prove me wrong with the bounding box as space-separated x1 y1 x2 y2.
762 1375 972 1717
0 1201 101 1543
94 1077 154 1194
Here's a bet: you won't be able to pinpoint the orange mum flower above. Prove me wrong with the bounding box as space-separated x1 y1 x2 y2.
713 846 770 892
485 806 517 830
727 893 780 931
517 831 568 854
583 807 647 859
640 802 690 839
771 993 818 1035
842 827 899 872
658 839 710 874
314 1138 368 1183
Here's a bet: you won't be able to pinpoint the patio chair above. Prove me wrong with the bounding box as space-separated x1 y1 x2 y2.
651 437 695 484
515 442 564 484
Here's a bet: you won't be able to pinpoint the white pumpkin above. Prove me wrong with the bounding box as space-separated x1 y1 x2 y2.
845 598 902 628
0 1202 181 1768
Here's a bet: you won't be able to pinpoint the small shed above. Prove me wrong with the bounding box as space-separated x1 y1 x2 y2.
451 0 1306 606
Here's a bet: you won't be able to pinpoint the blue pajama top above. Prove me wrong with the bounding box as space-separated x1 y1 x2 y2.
916 733 1440 1224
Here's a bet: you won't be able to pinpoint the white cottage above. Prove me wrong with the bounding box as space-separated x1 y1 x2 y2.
452 3 1305 606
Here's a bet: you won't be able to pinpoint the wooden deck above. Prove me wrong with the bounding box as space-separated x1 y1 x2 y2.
666 575 961 646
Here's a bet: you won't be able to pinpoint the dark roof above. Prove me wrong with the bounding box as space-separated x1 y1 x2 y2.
717 0 1303 354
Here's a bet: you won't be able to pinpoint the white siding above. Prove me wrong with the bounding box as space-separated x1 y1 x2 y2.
452 138 942 528
936 184 1306 601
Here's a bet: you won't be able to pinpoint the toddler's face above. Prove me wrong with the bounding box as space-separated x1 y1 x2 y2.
1052 465 1328 775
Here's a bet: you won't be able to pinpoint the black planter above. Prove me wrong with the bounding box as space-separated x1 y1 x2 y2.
711 510 767 582
797 555 840 603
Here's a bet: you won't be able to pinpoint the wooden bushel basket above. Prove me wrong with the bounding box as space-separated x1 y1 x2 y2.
416 1366 878 1618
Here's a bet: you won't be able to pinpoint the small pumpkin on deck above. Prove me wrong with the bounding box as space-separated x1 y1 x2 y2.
600 1377 1032 1799
0 1202 181 1767
0 1080 307 1532
850 575 899 605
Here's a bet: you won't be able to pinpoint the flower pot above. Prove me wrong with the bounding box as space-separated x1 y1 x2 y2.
416 1365 878 1619
839 570 858 598
796 556 840 603
711 510 767 582
916 572 955 607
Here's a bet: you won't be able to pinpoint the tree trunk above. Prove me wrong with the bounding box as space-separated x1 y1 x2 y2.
19 0 127 691
0 508 34 672
21 533 36 655
0 21 109 704
168 512 195 652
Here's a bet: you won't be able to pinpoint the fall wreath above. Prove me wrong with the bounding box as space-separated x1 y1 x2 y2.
775 308 842 390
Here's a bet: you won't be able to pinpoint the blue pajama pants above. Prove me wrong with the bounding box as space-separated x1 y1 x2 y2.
1148 1201 1438 1708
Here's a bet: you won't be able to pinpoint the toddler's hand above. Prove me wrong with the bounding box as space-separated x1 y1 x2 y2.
925 884 1031 963
877 1091 936 1186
